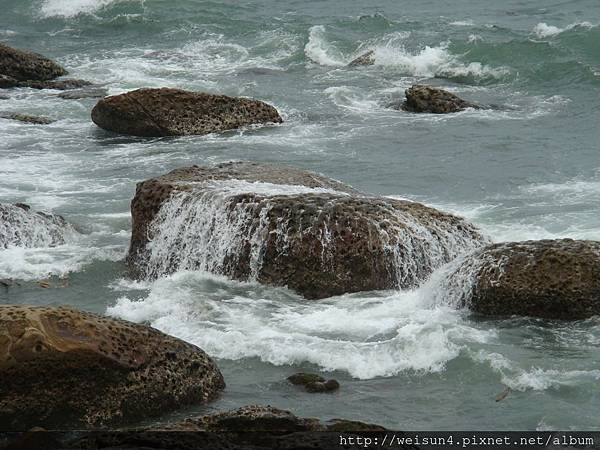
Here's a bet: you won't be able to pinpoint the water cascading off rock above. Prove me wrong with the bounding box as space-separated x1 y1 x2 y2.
127 162 489 299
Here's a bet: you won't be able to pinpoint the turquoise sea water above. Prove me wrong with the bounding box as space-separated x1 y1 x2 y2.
2 0 600 430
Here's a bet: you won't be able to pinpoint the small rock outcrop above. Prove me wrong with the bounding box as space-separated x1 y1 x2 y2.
401 85 479 114
348 50 375 67
91 88 283 137
287 372 340 393
0 113 55 124
441 239 600 320
0 43 67 83
0 45 93 91
0 203 73 249
0 305 225 430
127 162 487 299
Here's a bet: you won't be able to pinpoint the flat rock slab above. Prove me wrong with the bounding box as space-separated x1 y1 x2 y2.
0 305 225 430
91 87 283 137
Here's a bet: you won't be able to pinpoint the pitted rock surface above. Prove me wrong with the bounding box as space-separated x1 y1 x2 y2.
127 162 487 299
401 84 479 114
444 239 600 319
0 203 73 249
0 44 67 82
91 88 283 137
0 305 225 430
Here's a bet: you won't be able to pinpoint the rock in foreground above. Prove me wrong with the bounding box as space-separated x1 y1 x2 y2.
441 239 600 319
0 113 54 124
127 162 487 299
401 85 479 114
58 406 405 450
0 305 225 430
91 88 283 137
0 203 73 249
0 43 67 83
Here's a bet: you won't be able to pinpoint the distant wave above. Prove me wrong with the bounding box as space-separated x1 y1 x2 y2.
304 25 508 80
39 0 140 18
532 21 594 38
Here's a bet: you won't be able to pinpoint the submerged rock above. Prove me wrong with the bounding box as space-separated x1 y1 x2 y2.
305 379 340 393
0 203 74 249
0 43 67 83
441 239 600 320
127 162 487 299
401 85 479 114
287 372 339 393
58 86 108 99
0 305 225 430
91 88 283 137
348 50 375 67
287 372 326 385
0 113 54 124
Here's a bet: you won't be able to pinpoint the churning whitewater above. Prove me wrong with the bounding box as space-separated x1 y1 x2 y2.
2 0 600 431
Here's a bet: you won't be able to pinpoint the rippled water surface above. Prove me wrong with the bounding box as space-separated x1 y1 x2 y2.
2 0 600 430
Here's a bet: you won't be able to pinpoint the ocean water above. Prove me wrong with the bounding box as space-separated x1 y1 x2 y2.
2 0 600 430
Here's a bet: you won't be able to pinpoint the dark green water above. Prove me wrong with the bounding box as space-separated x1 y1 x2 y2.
1 0 600 430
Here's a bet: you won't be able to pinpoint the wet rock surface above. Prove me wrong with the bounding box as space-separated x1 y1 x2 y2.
0 44 67 83
0 203 73 249
400 84 479 114
91 87 283 137
127 161 487 299
0 305 225 430
287 372 340 393
442 239 600 319
348 50 375 67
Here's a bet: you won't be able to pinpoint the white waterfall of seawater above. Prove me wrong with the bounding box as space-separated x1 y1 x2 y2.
0 205 77 249
141 180 488 289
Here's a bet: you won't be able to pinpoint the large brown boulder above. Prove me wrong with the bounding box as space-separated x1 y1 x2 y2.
0 203 73 249
401 85 479 114
127 162 487 299
0 305 225 430
0 43 67 82
91 88 283 137
441 239 600 319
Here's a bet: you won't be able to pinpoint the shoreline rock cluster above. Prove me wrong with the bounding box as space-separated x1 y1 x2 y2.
1 40 600 439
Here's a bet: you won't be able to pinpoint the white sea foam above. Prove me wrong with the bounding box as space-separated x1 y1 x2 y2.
0 244 123 280
39 0 138 18
304 26 507 80
304 25 346 67
107 270 493 379
532 22 594 38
